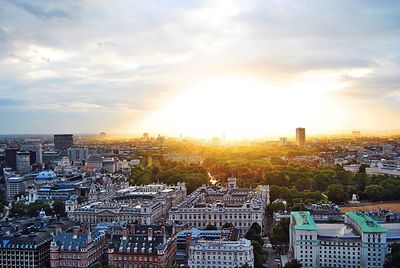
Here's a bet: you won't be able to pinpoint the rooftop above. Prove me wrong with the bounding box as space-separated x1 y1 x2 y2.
291 211 318 231
317 223 359 239
346 212 387 233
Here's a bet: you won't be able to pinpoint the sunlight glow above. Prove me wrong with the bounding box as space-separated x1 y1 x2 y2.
135 73 350 140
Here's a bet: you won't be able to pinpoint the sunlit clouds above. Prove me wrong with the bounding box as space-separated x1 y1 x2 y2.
0 0 400 137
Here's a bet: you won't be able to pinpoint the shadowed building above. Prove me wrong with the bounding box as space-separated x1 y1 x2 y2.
54 134 73 156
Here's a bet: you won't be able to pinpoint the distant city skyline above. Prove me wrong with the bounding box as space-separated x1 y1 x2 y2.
0 1 400 139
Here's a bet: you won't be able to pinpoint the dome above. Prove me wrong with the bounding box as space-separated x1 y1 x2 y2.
39 209 46 219
36 171 57 180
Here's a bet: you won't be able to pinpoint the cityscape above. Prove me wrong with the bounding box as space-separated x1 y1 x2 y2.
1 1 400 268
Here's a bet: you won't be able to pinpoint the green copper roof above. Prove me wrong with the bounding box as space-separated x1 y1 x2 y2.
346 212 387 233
291 211 318 231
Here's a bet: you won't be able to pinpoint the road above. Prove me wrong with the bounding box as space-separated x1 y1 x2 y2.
263 236 280 268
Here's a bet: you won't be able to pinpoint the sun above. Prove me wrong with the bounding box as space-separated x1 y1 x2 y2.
134 73 347 140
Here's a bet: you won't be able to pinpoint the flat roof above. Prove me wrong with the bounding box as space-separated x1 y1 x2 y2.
317 223 360 239
291 211 318 230
346 212 387 233
382 223 400 239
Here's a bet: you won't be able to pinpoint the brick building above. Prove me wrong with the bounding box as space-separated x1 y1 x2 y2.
50 227 106 268
107 225 176 268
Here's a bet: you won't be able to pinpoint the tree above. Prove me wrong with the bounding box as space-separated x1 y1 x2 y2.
365 184 385 202
222 223 234 229
295 178 311 191
384 243 400 268
53 200 65 216
250 222 262 234
327 184 347 204
251 240 267 268
267 201 286 215
269 218 289 248
205 224 218 230
284 259 302 268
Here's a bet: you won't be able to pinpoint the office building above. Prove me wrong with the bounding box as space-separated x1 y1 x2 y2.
296 127 306 146
168 177 269 233
50 227 106 268
289 211 400 268
0 227 52 268
107 225 176 268
5 176 25 200
280 137 288 146
16 151 31 174
67 147 89 162
21 144 43 164
54 134 73 156
5 148 18 170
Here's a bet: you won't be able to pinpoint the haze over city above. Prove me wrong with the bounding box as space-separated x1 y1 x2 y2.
1 1 400 139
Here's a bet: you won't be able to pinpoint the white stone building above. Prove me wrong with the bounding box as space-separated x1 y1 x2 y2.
168 177 269 233
188 238 254 268
289 211 400 268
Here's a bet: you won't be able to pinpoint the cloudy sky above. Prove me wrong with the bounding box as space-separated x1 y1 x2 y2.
0 0 399 138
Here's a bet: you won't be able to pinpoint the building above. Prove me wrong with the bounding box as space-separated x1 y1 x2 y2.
102 158 116 173
5 176 25 200
50 227 106 268
279 137 288 146
100 132 106 139
21 144 43 164
16 151 31 174
143 132 149 141
67 147 89 163
168 177 269 233
107 225 176 268
188 237 253 268
296 127 306 146
352 131 361 137
177 227 253 267
54 134 73 156
5 148 18 170
163 154 204 165
289 211 400 268
86 154 103 171
0 228 53 268
67 183 187 225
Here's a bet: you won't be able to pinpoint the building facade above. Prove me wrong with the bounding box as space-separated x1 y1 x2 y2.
168 178 269 233
67 183 187 225
67 148 89 163
16 151 31 174
296 127 306 146
5 176 25 200
107 225 176 268
50 227 106 268
54 134 73 156
188 238 253 268
289 211 400 268
0 230 52 268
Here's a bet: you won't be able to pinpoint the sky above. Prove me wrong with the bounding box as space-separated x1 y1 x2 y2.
0 0 400 139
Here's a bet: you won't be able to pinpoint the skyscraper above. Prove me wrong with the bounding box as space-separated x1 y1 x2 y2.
296 127 306 146
21 144 43 164
54 134 73 156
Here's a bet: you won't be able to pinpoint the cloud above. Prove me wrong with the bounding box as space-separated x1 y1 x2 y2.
6 0 71 19
0 0 399 134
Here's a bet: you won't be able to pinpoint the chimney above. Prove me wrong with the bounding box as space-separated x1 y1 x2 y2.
129 224 136 235
122 227 128 240
72 227 79 239
147 227 153 241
